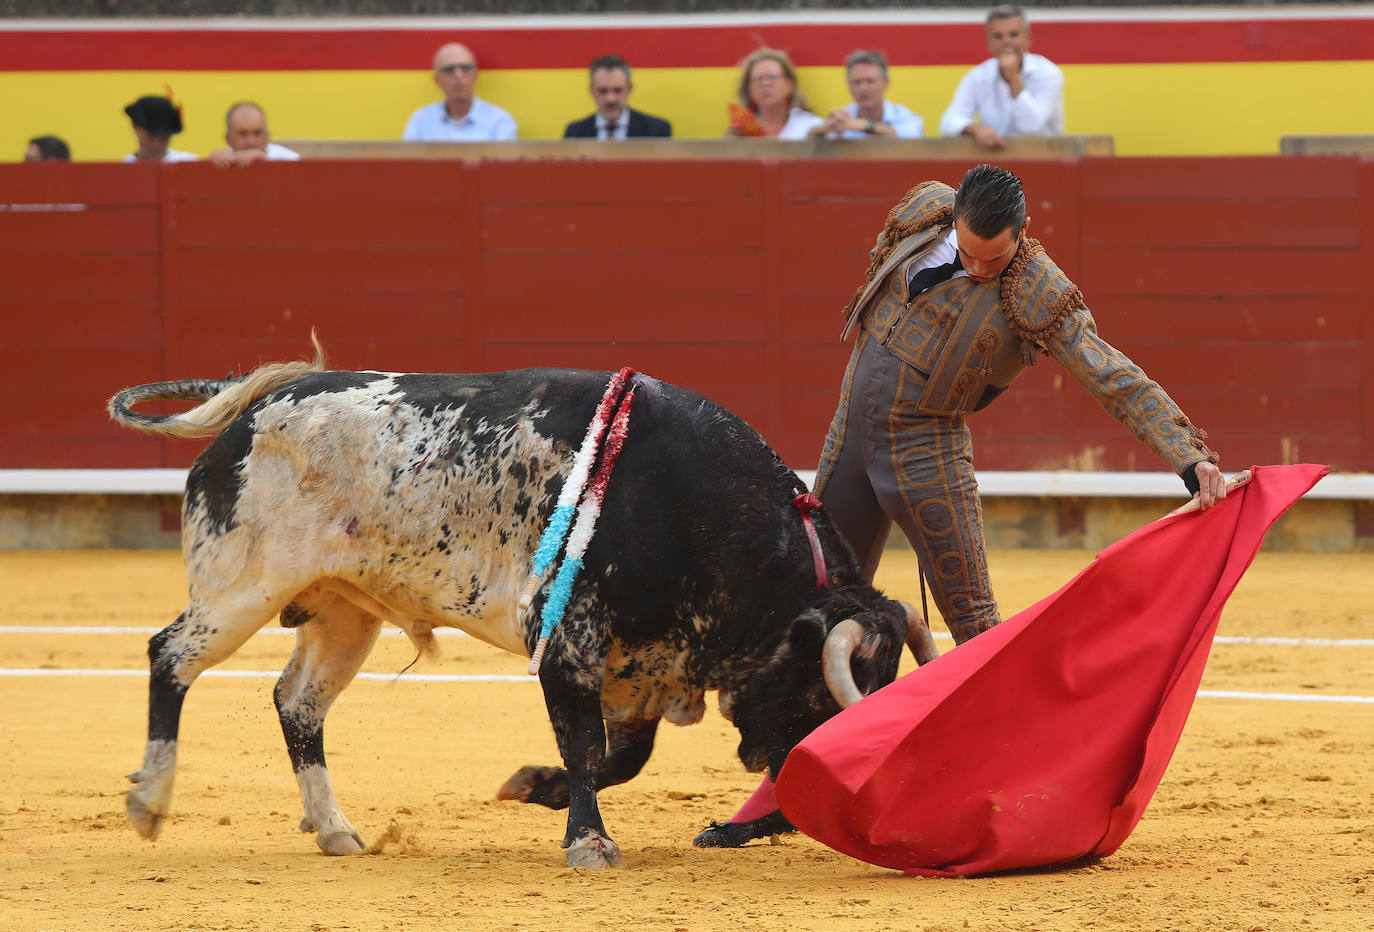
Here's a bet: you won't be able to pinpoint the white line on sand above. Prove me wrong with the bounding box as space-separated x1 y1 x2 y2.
0 668 1370 703
3 626 1372 648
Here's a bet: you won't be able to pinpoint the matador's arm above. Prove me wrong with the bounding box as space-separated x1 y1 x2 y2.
1041 304 1219 495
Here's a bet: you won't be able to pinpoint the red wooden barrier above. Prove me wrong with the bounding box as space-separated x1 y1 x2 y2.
0 156 1369 474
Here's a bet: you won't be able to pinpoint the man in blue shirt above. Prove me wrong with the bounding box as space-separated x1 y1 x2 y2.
813 50 924 140
403 42 518 142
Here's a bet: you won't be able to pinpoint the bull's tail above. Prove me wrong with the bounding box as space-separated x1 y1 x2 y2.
107 332 327 438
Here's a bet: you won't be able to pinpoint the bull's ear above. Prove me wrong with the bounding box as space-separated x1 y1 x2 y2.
785 613 827 654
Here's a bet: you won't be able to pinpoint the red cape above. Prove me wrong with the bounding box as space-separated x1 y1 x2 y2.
774 463 1327 876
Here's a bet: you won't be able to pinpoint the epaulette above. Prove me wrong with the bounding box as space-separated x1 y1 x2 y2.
999 237 1085 365
841 181 956 321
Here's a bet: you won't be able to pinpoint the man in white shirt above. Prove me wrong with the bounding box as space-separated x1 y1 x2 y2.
121 96 198 163
208 102 301 167
938 5 1065 148
402 42 518 142
816 50 924 139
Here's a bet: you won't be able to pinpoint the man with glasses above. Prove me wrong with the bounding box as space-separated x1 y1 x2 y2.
403 42 518 142
694 163 1225 849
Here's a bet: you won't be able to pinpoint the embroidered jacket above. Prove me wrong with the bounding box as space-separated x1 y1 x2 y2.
840 181 1218 475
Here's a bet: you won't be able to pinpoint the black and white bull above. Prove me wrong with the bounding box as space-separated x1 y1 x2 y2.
108 347 937 868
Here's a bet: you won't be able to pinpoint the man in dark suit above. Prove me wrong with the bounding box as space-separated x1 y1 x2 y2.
563 55 672 139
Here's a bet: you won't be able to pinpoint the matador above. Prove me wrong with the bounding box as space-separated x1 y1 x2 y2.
817 164 1224 644
693 164 1227 849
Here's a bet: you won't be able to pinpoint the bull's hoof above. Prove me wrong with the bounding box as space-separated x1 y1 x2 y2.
126 789 164 841
316 830 367 856
692 820 753 848
692 811 795 848
564 832 625 870
496 765 569 810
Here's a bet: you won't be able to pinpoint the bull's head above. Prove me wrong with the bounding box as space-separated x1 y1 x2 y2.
729 594 932 778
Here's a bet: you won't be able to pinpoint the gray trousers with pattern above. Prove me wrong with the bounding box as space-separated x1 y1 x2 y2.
814 331 1001 644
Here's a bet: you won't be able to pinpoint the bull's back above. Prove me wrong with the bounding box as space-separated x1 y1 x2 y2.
182 367 801 653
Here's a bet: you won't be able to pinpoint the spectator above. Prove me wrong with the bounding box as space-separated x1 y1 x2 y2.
938 5 1064 148
815 50 924 139
725 48 824 140
403 42 517 142
25 135 71 161
208 102 301 167
122 95 198 163
563 55 671 139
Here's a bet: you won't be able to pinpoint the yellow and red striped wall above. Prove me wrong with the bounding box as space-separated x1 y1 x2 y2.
4 8 1373 161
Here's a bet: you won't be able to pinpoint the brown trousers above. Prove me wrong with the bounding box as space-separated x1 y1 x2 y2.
815 331 1001 644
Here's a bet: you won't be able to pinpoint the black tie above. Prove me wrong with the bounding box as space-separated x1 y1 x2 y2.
908 255 963 298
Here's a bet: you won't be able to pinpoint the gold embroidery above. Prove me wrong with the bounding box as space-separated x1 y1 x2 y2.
842 181 955 321
999 236 1083 365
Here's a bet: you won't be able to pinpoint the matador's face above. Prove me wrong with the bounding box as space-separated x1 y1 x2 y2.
954 217 1029 283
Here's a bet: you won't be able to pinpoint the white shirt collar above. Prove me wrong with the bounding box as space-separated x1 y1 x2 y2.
597 109 630 139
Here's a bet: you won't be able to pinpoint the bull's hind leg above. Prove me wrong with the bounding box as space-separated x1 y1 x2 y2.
127 587 290 841
273 591 382 856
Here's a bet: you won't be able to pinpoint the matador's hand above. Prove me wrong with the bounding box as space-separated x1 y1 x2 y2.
1193 461 1226 510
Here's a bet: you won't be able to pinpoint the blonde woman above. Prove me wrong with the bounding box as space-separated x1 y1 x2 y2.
726 47 825 139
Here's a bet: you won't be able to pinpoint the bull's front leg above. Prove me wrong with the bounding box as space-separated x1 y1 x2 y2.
537 664 625 869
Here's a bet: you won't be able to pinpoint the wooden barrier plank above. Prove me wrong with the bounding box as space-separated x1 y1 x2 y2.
779 297 853 343
1089 341 1362 394
173 296 465 346
1081 157 1361 200
482 296 767 343
474 158 764 205
167 161 468 204
1360 157 1374 470
0 156 1369 473
1096 296 1359 342
0 162 158 205
481 341 770 431
1080 199 1360 248
478 202 765 250
776 158 949 202
481 247 764 299
0 341 163 468
175 247 466 296
167 336 472 379
0 436 163 469
1079 245 1359 297
779 245 870 298
0 298 160 344
175 201 470 249
1154 389 1357 437
0 254 160 301
0 207 159 255
775 201 883 254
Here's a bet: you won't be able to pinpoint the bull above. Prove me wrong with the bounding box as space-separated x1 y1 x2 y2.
108 343 937 868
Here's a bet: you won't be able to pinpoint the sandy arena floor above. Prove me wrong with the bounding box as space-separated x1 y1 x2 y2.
0 547 1371 931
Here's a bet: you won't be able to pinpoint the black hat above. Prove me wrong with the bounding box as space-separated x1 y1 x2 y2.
124 96 183 135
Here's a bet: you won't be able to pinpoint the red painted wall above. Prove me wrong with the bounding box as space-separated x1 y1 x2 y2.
1 155 1368 474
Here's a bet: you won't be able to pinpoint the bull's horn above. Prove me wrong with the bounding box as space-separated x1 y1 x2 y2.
899 600 940 666
821 618 866 709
